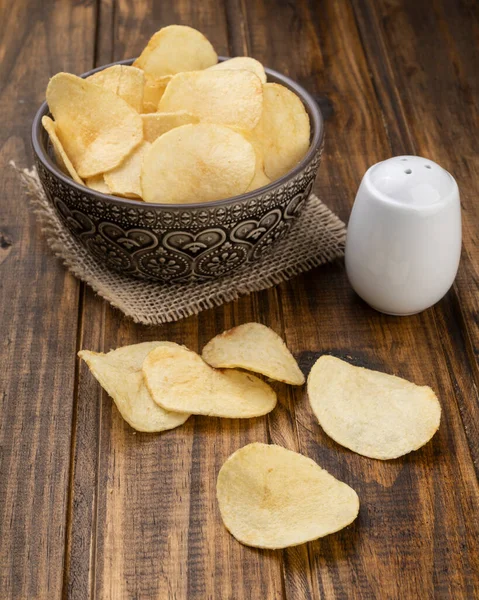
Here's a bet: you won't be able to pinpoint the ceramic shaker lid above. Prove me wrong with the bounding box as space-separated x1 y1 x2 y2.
366 155 457 208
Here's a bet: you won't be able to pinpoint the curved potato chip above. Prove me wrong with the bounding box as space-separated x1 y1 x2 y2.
308 356 441 460
208 57 266 83
141 111 199 143
46 73 143 178
104 141 150 199
141 124 255 204
237 124 270 192
78 342 190 433
41 116 83 184
85 174 111 194
202 323 304 385
158 70 263 131
261 82 310 180
217 443 359 549
142 344 277 418
246 168 270 192
88 65 145 112
142 74 172 113
133 25 217 77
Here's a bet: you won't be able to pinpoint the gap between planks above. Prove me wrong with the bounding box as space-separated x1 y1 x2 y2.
349 0 479 480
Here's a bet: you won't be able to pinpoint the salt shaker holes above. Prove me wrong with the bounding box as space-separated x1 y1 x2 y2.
345 155 461 316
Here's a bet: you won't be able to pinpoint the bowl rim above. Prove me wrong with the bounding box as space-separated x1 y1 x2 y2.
32 57 324 210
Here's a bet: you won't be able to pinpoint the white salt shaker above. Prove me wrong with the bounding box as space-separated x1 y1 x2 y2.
345 156 461 316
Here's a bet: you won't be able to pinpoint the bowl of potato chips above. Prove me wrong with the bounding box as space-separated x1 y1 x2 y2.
32 25 324 282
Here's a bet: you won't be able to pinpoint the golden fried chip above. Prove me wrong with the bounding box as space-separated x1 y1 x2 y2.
246 168 270 192
202 323 304 385
308 356 441 460
78 342 190 433
141 124 255 204
142 344 277 418
88 65 145 112
247 169 270 191
209 57 266 83
104 141 150 199
217 443 359 549
41 116 83 184
158 70 263 131
133 25 217 77
261 82 310 179
142 74 172 113
238 123 270 192
85 174 111 194
141 110 199 143
46 73 143 179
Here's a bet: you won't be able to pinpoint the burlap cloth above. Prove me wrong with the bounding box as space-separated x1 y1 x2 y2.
16 164 346 325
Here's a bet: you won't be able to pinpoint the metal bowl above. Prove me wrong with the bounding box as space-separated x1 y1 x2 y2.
32 58 324 283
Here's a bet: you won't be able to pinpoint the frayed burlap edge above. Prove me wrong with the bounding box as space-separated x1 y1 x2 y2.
14 163 346 325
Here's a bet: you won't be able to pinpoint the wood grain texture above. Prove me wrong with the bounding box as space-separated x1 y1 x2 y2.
351 0 479 476
1 0 479 599
66 2 284 599
0 1 95 598
240 0 479 597
222 5 323 599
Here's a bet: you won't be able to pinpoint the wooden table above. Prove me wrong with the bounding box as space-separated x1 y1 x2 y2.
1 1 478 598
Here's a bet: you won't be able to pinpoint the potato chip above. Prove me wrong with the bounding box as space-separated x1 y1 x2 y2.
237 124 270 192
78 342 190 433
104 141 150 199
158 70 263 131
308 356 441 460
143 344 277 418
208 57 267 84
142 74 172 113
41 116 83 184
261 82 310 180
217 443 359 549
141 111 199 143
85 174 111 194
46 73 143 178
88 65 145 112
141 124 255 204
246 168 270 192
133 25 217 77
202 323 304 385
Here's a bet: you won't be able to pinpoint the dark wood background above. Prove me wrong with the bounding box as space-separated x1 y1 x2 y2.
1 0 478 598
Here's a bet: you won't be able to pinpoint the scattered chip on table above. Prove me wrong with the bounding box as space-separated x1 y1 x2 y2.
202 322 305 385
217 443 360 549
307 355 441 460
78 342 190 433
142 344 277 418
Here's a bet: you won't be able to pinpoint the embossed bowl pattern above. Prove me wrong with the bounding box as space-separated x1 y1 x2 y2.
32 59 324 283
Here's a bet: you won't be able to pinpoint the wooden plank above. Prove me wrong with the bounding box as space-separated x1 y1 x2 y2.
66 2 284 599
62 290 105 600
59 0 479 598
239 0 479 597
0 1 95 598
350 0 479 475
221 3 323 598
